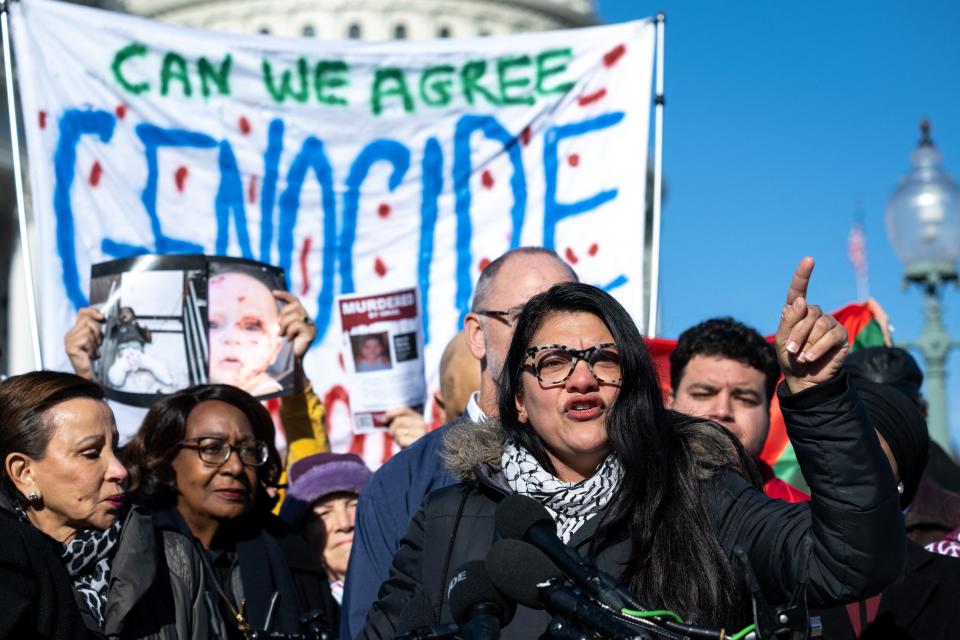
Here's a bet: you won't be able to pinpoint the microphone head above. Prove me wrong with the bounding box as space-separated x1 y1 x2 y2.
447 560 517 627
485 539 563 609
495 494 554 541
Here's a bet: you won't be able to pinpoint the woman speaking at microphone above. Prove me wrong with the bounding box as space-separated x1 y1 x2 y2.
360 260 905 638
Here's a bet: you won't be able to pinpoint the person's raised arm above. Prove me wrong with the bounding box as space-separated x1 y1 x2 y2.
711 257 904 606
274 291 330 464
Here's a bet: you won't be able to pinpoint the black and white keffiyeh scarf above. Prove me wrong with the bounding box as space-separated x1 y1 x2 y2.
501 440 622 543
61 522 121 629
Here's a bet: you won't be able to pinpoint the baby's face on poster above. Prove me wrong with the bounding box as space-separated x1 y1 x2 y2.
208 272 282 392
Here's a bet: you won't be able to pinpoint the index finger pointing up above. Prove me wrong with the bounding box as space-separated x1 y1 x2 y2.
786 257 815 305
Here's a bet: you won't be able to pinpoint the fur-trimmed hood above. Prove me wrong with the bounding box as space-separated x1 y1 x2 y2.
440 418 507 484
438 414 751 487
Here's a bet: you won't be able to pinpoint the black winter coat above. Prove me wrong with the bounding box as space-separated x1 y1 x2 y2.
359 376 906 640
157 506 334 637
816 541 960 640
0 504 96 640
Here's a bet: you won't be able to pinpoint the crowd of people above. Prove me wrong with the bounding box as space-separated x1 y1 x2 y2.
2 247 960 639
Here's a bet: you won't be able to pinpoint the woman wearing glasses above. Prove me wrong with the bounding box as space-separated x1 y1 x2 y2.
361 270 905 639
123 384 330 638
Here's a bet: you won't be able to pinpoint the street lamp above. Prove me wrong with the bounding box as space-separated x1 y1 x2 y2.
886 119 960 455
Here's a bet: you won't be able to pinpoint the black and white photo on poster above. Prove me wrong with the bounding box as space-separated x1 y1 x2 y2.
90 255 206 407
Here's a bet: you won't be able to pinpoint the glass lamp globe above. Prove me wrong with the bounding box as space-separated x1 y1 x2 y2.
886 120 960 277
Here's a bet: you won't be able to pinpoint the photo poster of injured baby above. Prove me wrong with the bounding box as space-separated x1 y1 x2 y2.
90 254 207 407
89 254 295 406
337 287 426 434
206 257 295 399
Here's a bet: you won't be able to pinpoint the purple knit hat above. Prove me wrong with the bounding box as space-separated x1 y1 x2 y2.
280 452 372 526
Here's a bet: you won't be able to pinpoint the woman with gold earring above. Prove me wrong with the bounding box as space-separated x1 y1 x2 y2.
0 371 208 639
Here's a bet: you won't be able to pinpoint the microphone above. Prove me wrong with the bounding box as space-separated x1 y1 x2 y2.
447 560 516 640
485 540 672 640
495 494 640 611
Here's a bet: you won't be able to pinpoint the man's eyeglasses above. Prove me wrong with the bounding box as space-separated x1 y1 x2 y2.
475 307 524 326
177 437 270 467
523 343 621 385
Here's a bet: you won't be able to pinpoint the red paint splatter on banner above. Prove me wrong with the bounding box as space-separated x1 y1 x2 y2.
374 257 388 277
239 116 251 135
174 166 189 192
266 398 282 436
247 175 258 204
478 257 491 271
38 111 47 129
377 203 391 218
115 104 127 120
481 170 494 189
578 88 607 107
382 432 395 466
588 243 599 256
88 162 103 187
568 154 580 167
349 434 366 457
519 127 532 146
299 236 312 296
565 248 579 264
603 44 626 68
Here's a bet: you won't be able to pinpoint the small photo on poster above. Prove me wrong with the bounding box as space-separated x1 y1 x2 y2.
350 332 393 374
207 258 295 399
90 255 207 407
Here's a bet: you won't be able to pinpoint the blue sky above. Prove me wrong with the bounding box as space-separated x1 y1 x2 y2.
595 1 960 448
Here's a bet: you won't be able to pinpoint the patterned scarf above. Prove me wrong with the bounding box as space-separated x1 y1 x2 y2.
61 522 121 629
501 440 622 543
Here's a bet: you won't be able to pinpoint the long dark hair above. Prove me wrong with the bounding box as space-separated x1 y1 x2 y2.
122 384 282 510
0 371 106 501
498 283 750 625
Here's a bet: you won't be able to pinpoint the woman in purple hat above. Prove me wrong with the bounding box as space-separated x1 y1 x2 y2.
280 452 372 631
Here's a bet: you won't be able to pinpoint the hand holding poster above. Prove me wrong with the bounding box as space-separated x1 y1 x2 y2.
338 288 426 434
90 254 295 406
10 0 655 466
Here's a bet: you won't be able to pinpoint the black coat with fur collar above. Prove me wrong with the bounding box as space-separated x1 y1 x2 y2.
358 376 906 640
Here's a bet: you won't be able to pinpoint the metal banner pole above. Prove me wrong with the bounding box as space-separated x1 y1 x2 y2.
646 12 665 338
1 0 42 368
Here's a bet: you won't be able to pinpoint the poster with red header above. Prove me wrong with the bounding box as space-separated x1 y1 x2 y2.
337 287 426 433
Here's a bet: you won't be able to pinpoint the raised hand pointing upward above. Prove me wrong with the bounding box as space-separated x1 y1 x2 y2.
776 257 850 393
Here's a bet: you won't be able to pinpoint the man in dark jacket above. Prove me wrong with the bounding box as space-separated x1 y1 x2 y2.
340 248 578 639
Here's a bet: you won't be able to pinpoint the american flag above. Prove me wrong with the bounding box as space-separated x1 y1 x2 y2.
847 221 869 299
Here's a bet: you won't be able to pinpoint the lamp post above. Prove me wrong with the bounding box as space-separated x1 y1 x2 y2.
885 119 960 455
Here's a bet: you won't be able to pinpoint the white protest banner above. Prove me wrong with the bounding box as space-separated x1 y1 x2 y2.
10 0 655 465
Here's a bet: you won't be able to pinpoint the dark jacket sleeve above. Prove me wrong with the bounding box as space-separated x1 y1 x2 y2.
355 494 431 640
342 427 456 640
708 374 906 607
342 474 401 640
